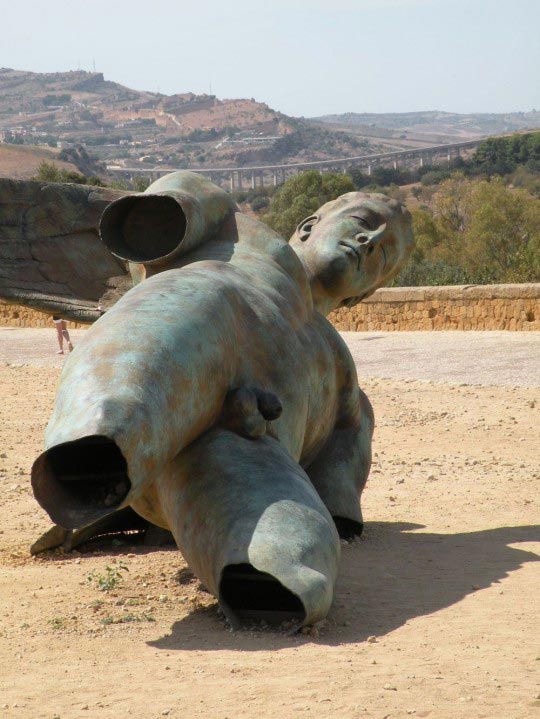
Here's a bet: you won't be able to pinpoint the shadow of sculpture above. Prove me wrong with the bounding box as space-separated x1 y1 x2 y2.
147 521 539 650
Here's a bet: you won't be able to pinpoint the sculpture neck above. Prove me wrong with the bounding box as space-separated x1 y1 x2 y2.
293 257 340 317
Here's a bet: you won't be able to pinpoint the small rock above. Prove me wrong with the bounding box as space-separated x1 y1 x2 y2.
366 635 377 643
383 683 397 691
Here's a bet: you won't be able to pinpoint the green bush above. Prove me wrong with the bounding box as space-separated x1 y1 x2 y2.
392 175 540 285
263 170 354 239
33 161 106 187
250 195 269 211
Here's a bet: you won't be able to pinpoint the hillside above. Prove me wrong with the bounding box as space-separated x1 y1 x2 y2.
0 68 388 175
4 68 540 179
0 144 79 180
312 110 540 146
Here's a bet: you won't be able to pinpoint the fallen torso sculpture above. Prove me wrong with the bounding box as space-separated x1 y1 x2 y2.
3 171 413 627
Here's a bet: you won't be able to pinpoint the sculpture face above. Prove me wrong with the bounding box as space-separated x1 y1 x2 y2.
290 192 414 310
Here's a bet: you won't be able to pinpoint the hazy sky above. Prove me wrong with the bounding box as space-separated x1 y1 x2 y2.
2 0 539 117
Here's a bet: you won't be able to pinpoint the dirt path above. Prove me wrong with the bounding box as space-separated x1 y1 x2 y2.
0 335 538 719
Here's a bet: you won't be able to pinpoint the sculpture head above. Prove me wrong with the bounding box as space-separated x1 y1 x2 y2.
289 192 414 314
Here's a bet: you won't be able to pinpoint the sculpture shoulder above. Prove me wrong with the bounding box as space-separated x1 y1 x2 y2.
312 311 359 390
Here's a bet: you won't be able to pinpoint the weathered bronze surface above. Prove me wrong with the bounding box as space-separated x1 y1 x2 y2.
0 179 131 320
2 171 413 627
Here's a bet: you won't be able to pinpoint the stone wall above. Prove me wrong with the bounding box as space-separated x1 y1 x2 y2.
1 284 539 331
329 284 540 331
0 303 86 329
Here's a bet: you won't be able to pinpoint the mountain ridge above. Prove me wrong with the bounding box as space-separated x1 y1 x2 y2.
2 67 540 179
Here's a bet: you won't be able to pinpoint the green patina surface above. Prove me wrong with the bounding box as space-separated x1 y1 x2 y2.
23 171 413 627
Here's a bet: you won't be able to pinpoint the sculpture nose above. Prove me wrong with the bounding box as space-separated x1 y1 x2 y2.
356 224 387 254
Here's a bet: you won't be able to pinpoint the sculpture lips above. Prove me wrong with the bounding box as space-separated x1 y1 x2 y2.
339 241 362 270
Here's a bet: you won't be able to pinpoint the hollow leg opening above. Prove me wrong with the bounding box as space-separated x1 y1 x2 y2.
31 435 131 529
219 563 306 626
333 516 364 539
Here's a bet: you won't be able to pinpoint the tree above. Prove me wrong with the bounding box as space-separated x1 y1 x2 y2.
33 161 104 187
393 175 540 285
132 176 151 192
263 170 354 239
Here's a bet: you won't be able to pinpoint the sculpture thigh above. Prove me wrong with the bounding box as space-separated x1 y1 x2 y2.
305 387 374 538
133 428 340 627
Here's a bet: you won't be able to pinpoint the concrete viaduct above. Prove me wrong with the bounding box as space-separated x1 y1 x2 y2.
108 138 483 191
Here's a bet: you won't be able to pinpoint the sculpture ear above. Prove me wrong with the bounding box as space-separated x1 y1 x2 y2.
296 215 319 241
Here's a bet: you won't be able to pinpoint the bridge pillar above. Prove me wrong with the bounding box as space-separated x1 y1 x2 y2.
393 160 398 170
229 172 235 193
367 164 372 176
273 171 278 186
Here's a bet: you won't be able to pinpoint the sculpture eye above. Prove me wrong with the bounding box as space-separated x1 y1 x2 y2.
351 215 371 229
297 215 319 241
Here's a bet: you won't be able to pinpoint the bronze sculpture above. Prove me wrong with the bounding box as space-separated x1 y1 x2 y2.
0 171 413 627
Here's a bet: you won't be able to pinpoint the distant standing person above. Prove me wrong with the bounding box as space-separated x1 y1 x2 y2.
52 316 73 354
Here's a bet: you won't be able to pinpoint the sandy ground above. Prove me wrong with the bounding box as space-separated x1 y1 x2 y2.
0 330 538 719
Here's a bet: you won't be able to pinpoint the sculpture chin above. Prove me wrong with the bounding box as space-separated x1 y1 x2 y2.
341 287 377 307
